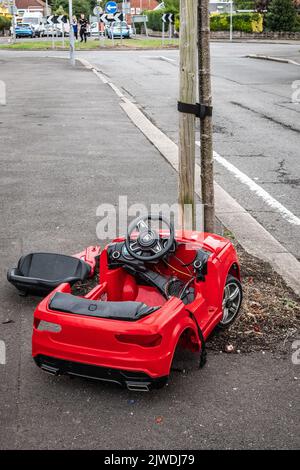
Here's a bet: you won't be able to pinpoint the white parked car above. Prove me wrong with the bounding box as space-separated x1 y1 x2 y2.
22 12 44 37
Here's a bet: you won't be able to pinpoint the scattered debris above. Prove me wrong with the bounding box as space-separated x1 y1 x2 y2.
225 344 235 353
71 262 99 296
71 242 299 355
155 416 164 425
2 319 14 324
207 244 300 354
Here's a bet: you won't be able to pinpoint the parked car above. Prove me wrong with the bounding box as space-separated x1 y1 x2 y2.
106 21 132 39
89 22 100 36
56 21 70 37
44 23 70 37
22 12 43 37
14 23 35 38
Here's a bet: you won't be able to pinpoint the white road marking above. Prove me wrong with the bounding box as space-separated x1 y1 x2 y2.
159 56 177 64
140 55 177 64
78 56 300 294
196 141 300 226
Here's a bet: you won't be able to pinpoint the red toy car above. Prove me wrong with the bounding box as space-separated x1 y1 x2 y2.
8 215 242 391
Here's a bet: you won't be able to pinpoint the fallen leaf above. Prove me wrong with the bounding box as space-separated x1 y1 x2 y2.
155 416 164 424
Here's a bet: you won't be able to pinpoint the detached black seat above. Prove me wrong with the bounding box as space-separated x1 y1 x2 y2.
49 292 158 321
7 253 91 296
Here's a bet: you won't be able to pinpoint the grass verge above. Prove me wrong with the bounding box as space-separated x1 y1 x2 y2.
0 38 179 51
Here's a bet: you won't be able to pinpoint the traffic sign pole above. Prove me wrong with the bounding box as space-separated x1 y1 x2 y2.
97 10 101 46
162 20 165 47
68 0 75 66
11 0 16 43
230 0 233 42
61 22 65 48
46 0 49 38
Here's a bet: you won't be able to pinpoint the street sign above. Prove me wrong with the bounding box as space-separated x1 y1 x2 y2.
162 13 174 24
9 5 17 14
105 1 117 14
93 6 102 16
132 15 148 23
47 15 68 25
57 15 68 24
123 2 131 14
100 12 123 23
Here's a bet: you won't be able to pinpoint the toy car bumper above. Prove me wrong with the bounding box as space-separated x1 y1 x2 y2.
32 292 186 382
34 354 168 391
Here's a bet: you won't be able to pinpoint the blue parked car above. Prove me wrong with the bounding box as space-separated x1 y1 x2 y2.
15 23 35 38
106 21 132 39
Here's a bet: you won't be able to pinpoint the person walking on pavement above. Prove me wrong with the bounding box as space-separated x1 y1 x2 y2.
79 13 88 43
72 15 78 41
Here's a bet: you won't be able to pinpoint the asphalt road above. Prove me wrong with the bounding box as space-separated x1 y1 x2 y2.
4 43 298 258
78 42 300 260
0 55 299 450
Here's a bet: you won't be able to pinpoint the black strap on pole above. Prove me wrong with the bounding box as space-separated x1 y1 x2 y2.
178 101 212 120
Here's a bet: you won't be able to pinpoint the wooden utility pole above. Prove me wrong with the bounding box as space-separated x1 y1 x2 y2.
178 0 197 230
198 0 215 232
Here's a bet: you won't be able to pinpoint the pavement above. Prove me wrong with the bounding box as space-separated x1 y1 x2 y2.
2 43 298 258
78 42 300 262
0 55 300 450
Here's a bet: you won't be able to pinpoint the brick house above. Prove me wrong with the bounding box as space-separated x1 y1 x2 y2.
128 0 160 15
118 0 160 25
15 0 49 16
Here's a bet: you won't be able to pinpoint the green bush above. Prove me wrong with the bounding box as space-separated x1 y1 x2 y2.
265 0 298 32
234 0 255 9
295 15 300 32
0 16 11 32
145 8 178 32
210 12 263 33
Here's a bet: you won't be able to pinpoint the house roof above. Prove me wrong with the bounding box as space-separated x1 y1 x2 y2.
15 0 46 9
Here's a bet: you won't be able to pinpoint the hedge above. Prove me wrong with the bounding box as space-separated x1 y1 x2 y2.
148 11 264 34
210 13 263 33
0 16 11 32
145 8 178 32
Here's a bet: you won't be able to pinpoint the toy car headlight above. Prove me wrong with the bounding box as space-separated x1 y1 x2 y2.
36 320 62 333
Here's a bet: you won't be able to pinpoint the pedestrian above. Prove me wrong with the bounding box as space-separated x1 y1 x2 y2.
72 15 78 41
79 13 88 43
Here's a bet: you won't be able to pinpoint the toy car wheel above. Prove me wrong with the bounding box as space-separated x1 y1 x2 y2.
219 275 242 328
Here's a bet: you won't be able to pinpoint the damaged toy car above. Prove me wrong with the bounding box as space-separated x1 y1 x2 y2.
8 215 242 391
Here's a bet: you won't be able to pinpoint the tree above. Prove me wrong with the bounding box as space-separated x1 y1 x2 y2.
54 4 67 15
255 0 271 12
51 0 95 18
266 0 297 31
164 0 179 12
234 0 255 9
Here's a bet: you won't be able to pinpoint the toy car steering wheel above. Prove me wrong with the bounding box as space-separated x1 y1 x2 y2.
125 215 175 262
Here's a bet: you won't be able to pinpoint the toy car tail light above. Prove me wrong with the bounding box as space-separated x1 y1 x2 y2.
115 333 162 347
36 320 62 333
